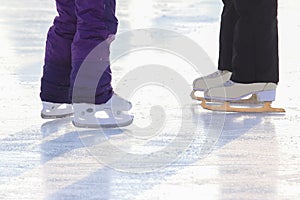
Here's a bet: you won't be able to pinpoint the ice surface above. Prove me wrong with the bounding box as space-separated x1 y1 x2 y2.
0 0 300 199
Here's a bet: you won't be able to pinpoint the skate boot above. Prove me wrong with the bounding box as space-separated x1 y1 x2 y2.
191 70 232 100
72 94 133 128
41 102 74 119
201 81 285 112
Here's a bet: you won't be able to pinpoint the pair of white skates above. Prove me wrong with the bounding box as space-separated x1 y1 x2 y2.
41 94 133 128
191 70 285 112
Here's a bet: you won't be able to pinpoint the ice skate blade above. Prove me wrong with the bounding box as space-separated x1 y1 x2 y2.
41 113 74 119
72 117 134 129
200 100 285 113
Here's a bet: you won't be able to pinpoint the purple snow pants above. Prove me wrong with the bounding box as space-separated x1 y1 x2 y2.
40 0 118 104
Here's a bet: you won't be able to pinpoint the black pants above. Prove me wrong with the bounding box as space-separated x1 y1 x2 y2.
218 0 279 83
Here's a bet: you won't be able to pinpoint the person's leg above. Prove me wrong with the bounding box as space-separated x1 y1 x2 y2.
40 0 77 104
71 0 118 104
71 0 134 127
191 0 238 93
218 0 239 71
231 0 279 83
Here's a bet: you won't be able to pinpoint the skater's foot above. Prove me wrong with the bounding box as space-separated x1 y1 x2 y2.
41 102 74 119
72 94 133 128
204 80 277 102
193 70 232 91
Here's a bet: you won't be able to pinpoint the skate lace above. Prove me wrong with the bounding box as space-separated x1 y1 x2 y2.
206 71 221 78
223 80 235 87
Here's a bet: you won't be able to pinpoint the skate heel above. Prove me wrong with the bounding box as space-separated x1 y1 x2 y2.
256 90 276 102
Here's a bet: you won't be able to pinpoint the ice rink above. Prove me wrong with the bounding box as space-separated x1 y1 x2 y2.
0 0 300 199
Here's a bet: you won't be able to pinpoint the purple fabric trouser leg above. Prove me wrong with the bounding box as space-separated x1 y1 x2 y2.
40 0 118 104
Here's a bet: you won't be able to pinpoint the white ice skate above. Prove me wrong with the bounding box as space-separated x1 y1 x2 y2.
191 70 232 101
72 94 133 128
41 102 74 119
201 81 285 113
